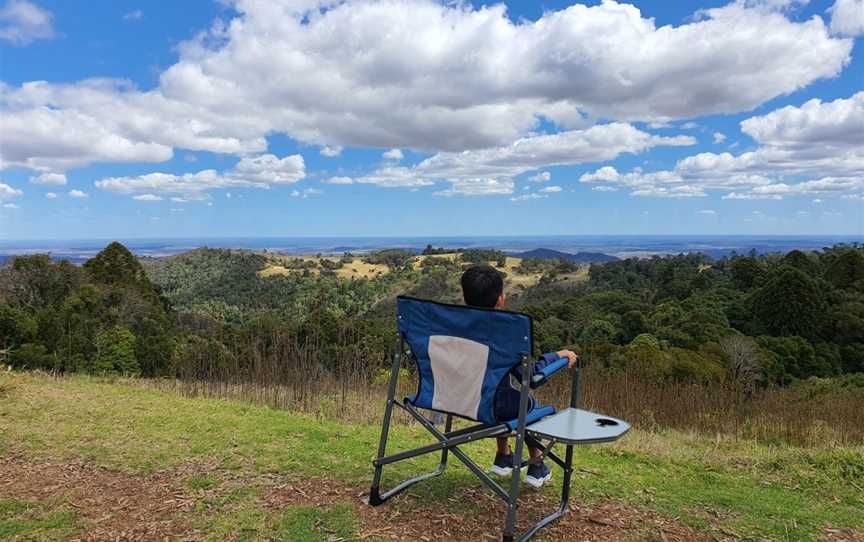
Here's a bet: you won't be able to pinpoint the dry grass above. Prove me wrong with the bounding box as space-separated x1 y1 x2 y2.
147 330 864 449
256 252 591 289
258 256 390 280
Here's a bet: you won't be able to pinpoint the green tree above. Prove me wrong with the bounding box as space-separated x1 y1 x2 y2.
94 326 139 375
621 310 645 343
84 242 150 287
824 248 864 290
751 267 826 339
627 333 660 351
757 335 834 381
579 319 617 346
730 256 766 290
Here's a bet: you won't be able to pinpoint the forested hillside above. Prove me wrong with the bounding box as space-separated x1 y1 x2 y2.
1 242 862 390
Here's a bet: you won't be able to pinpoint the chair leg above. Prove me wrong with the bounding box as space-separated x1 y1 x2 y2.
502 425 525 542
369 338 403 506
503 354 533 542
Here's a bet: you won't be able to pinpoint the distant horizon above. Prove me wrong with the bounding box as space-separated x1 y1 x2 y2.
3 233 863 243
2 234 860 264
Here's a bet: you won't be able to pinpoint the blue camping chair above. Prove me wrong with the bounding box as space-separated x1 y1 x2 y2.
370 296 630 542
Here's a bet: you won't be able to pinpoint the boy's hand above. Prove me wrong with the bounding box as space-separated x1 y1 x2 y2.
556 350 579 368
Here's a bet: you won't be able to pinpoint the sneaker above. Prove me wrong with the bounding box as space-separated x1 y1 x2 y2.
525 461 552 488
490 452 516 476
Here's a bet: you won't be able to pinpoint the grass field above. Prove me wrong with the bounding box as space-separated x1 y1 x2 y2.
0 372 862 541
257 254 589 293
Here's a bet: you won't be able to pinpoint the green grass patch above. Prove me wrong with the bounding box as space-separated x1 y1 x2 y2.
1 372 861 541
0 499 79 541
185 474 219 491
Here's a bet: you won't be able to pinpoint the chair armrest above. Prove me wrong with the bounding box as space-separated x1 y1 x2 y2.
504 405 556 432
530 357 569 389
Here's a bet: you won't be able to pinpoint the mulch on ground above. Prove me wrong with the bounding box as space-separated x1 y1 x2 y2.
3 453 853 542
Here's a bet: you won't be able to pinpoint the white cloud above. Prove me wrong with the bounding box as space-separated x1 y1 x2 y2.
591 185 618 192
679 122 699 130
322 176 354 185
0 0 853 173
0 0 54 45
698 209 718 215
29 172 66 185
95 153 305 197
68 189 87 198
2 202 18 208
44 191 57 198
582 91 864 200
320 145 342 157
435 178 514 197
631 185 708 198
122 10 143 21
528 171 551 183
382 148 404 161
290 187 323 198
713 132 727 144
828 0 864 36
510 193 546 202
0 182 22 200
171 193 210 203
133 194 163 202
539 185 562 193
355 123 693 196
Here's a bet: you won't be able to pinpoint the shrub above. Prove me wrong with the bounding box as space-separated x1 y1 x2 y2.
94 326 140 375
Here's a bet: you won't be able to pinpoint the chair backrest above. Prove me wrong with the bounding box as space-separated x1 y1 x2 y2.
396 295 533 426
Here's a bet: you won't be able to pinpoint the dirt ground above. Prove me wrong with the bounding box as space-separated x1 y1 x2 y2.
2 454 859 542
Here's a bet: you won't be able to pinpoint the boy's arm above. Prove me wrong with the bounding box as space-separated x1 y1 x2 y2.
512 350 578 380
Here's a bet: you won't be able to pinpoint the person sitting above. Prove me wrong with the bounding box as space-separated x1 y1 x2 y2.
460 264 578 488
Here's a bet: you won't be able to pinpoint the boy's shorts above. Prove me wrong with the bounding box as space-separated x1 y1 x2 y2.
494 392 539 423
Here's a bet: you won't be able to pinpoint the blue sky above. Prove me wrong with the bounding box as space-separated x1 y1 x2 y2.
0 0 862 239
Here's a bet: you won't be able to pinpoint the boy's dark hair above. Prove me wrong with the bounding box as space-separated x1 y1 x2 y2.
461 264 504 308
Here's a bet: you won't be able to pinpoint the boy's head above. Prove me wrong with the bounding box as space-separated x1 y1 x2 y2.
461 264 505 309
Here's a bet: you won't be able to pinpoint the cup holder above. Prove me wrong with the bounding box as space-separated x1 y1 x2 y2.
595 418 619 427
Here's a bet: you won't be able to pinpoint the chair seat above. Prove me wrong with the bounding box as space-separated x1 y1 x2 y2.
526 408 630 445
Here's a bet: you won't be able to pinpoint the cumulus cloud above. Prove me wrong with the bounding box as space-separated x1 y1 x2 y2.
28 172 66 185
133 194 163 202
0 182 23 200
68 189 87 198
320 145 342 157
95 153 305 197
528 172 551 183
581 91 864 199
434 178 514 197
44 191 57 198
0 0 54 45
2 202 19 208
713 132 727 144
539 185 562 193
828 0 864 36
355 123 693 196
382 148 404 161
0 0 854 174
